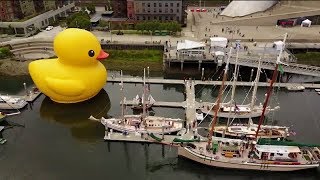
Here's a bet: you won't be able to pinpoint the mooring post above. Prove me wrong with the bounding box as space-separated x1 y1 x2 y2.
181 60 184 71
201 67 204 80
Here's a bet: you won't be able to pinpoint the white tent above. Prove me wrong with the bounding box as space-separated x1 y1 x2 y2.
273 41 284 51
210 37 228 48
177 40 205 51
214 51 225 56
301 19 312 27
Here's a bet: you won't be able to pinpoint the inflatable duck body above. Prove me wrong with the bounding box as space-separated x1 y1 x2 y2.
29 28 108 103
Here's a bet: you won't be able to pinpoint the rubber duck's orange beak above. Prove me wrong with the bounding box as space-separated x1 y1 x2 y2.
97 50 109 61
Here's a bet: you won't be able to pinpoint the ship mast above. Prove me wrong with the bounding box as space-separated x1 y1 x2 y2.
120 70 124 119
254 33 287 140
226 47 239 129
142 68 146 118
250 58 261 110
207 48 231 148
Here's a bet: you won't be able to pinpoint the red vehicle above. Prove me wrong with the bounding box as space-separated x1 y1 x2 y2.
190 9 194 12
201 9 207 12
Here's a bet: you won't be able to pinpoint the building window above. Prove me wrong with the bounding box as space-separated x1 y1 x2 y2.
177 3 180 7
177 9 179 13
165 9 168 13
147 3 150 7
137 16 140 20
154 9 156 13
165 16 168 21
176 16 179 21
154 16 157 20
170 16 173 20
170 3 173 7
159 9 162 13
148 16 150 20
142 8 145 13
142 3 145 7
147 9 150 13
170 9 173 13
159 3 162 7
165 3 168 7
143 16 146 20
154 3 156 7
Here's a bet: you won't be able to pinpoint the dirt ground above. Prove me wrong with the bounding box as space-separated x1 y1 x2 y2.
0 58 31 76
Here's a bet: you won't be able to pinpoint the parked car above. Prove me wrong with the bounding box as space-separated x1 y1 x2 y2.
46 26 53 31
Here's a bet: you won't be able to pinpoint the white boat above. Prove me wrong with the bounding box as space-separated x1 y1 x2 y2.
178 142 319 171
213 119 290 139
286 85 305 91
90 115 183 134
0 95 27 110
131 94 155 111
315 89 320 92
90 69 184 135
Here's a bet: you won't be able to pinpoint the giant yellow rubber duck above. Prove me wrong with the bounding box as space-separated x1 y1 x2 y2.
29 28 108 103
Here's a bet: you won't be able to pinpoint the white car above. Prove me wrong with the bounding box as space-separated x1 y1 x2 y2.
46 26 53 31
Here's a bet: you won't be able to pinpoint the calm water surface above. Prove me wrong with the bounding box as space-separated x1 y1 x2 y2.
0 69 319 180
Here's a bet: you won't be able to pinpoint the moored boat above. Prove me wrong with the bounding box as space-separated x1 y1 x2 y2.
0 95 27 110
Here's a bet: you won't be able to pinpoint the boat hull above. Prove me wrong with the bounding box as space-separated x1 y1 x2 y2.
178 147 319 171
102 116 183 134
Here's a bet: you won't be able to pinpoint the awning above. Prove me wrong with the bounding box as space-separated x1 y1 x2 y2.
177 40 205 51
210 37 228 48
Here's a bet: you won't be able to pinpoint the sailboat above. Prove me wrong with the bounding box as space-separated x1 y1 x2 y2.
131 94 155 111
201 49 278 119
90 69 184 135
0 95 27 110
131 67 156 111
178 35 320 171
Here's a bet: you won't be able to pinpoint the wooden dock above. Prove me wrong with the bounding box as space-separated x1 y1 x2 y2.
108 77 320 89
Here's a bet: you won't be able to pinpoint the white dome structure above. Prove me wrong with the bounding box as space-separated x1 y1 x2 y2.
221 0 278 17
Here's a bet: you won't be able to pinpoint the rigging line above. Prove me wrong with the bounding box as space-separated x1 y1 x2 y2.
198 76 235 126
240 83 254 105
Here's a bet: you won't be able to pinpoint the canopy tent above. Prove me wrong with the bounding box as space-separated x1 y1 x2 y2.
214 51 225 56
301 19 311 27
210 37 228 48
273 41 284 51
177 40 205 51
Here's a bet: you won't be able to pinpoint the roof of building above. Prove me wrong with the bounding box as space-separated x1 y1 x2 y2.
255 145 301 154
90 14 101 22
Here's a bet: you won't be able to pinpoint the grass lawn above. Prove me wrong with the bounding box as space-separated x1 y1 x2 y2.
295 52 320 66
102 49 163 71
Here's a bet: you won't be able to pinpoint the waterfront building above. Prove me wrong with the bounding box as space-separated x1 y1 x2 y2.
133 0 186 25
0 1 75 36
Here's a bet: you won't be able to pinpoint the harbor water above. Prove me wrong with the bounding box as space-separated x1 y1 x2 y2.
0 68 320 179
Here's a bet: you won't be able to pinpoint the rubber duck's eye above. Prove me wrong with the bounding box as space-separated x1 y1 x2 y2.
88 50 95 57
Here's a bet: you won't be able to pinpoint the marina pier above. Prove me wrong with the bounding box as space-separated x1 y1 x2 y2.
108 77 320 89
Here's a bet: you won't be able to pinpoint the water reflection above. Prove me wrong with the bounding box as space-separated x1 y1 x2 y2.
39 89 111 142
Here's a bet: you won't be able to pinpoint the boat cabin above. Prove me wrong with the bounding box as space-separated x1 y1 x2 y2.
222 105 251 113
254 145 301 161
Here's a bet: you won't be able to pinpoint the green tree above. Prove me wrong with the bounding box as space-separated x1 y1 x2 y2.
66 12 91 30
87 4 96 14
